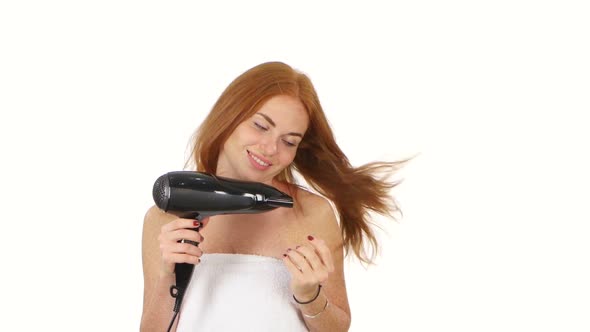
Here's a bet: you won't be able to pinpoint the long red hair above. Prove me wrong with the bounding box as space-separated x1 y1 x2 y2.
186 61 407 264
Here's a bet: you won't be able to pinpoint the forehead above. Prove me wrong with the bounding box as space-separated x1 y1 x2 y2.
257 95 309 131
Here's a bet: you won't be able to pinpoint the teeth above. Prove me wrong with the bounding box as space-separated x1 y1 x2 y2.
249 152 269 166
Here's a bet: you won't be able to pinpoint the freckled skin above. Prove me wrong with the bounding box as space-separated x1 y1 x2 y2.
216 95 309 186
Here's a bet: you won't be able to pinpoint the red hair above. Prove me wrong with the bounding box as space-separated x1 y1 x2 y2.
186 62 407 263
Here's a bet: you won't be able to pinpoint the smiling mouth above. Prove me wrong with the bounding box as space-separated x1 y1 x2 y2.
247 150 272 167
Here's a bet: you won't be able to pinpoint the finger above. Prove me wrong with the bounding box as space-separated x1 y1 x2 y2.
198 216 210 228
162 252 201 265
307 235 334 272
162 218 202 233
169 242 203 257
159 234 201 249
282 254 304 276
295 245 325 272
285 249 312 273
168 229 204 243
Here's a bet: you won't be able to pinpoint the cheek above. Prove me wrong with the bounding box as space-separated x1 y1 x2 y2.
229 126 258 147
278 148 298 165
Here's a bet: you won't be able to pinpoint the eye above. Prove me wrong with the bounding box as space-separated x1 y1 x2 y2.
282 139 297 147
254 122 268 131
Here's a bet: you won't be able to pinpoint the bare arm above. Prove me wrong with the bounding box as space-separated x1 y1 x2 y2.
284 196 352 331
139 206 204 332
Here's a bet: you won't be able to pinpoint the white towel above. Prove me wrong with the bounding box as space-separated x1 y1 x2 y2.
176 253 309 332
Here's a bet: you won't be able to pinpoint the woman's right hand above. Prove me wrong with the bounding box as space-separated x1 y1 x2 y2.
157 217 208 277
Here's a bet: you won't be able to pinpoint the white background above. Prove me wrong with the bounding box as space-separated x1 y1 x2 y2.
1 1 589 331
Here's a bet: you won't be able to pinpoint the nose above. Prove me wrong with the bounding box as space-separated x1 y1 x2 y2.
260 137 278 156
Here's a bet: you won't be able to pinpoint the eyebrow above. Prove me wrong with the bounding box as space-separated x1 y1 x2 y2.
256 112 304 138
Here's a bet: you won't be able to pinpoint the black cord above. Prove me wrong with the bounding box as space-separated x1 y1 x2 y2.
167 310 179 332
167 285 184 332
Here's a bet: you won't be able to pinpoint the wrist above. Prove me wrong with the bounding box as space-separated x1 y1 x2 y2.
299 293 329 319
293 285 322 304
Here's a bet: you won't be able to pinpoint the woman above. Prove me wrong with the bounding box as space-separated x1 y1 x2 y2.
140 61 405 331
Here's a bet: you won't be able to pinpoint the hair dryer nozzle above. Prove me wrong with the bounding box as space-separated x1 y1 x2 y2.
265 196 293 208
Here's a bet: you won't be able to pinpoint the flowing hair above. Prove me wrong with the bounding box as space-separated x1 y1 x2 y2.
185 61 409 264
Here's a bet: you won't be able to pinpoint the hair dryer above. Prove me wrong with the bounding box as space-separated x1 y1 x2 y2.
153 171 293 219
152 171 293 325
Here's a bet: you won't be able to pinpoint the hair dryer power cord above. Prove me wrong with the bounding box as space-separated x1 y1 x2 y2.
167 285 184 332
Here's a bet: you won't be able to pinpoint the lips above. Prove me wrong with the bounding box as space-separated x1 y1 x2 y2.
247 150 272 169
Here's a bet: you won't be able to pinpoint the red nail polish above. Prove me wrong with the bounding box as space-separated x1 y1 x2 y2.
307 235 314 241
193 220 200 227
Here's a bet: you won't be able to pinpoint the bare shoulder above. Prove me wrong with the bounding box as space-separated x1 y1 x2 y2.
295 188 334 218
294 187 343 250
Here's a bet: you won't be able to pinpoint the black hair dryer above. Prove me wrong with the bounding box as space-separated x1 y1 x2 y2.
152 171 293 315
152 171 293 219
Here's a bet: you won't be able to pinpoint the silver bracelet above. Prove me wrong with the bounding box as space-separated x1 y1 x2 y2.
302 298 330 319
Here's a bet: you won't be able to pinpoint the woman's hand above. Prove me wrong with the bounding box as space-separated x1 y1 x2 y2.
157 217 208 277
282 235 335 302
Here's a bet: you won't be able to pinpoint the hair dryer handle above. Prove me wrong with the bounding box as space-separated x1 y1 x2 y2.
171 215 204 312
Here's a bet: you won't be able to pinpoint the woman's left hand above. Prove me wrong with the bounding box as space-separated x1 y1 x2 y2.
283 235 335 302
